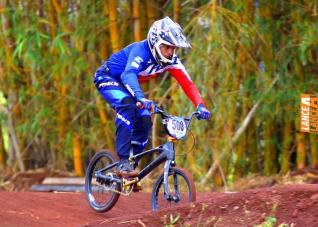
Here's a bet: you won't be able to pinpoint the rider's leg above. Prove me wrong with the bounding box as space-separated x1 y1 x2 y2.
115 97 137 159
131 111 152 191
131 109 152 166
94 75 137 172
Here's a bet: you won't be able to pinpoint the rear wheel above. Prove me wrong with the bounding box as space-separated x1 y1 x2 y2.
85 150 121 212
151 167 196 211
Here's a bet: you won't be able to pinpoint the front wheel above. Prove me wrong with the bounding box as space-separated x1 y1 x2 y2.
85 150 121 213
151 167 196 211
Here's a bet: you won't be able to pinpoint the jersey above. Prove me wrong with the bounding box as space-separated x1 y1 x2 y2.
101 39 204 107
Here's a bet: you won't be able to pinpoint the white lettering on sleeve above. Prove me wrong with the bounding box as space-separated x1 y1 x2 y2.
124 84 135 97
131 56 144 69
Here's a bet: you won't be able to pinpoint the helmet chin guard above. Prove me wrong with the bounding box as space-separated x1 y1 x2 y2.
147 16 191 66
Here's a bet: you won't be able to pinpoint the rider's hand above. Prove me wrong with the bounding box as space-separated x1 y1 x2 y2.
137 98 154 110
196 104 211 120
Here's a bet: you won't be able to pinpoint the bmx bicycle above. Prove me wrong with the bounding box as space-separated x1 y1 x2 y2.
85 104 199 212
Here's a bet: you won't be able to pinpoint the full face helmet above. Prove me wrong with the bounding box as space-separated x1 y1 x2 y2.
147 16 191 66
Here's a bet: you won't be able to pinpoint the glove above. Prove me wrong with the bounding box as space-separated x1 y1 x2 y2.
196 104 211 120
137 98 154 110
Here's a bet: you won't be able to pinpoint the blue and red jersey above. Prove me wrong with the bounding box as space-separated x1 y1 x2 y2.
96 39 204 107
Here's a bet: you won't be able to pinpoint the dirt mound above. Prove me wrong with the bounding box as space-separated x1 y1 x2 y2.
88 184 318 226
1 184 318 226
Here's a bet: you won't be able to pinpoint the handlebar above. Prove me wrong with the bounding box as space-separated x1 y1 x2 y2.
136 102 199 129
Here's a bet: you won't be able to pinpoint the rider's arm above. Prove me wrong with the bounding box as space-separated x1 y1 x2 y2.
120 48 147 100
167 59 205 107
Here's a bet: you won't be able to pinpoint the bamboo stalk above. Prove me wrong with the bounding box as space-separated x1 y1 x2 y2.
280 121 293 174
310 134 318 168
247 119 258 173
242 0 257 176
108 0 120 52
73 134 83 176
51 0 72 170
7 95 24 171
56 83 68 169
244 0 254 22
51 0 61 14
234 129 246 180
0 122 6 169
99 1 110 60
133 0 141 41
47 0 57 38
146 0 156 25
296 131 306 170
263 120 277 175
96 96 115 151
233 17 249 178
258 0 277 176
173 0 181 23
140 0 148 37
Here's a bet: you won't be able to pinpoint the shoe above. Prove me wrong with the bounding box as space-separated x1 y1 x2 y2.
117 159 134 174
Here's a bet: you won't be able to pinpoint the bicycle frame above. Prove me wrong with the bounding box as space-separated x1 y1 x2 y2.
95 142 174 192
95 105 198 198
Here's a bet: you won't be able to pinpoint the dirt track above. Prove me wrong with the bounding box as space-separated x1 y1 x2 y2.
1 184 318 226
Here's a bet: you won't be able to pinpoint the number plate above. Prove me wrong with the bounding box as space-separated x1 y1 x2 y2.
165 117 187 139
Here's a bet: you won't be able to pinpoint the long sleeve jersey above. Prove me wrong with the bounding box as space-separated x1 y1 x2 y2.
102 39 205 107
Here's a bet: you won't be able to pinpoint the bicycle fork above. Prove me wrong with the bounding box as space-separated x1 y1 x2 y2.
162 142 180 202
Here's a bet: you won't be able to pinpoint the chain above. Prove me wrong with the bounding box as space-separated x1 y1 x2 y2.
100 180 135 196
107 187 133 196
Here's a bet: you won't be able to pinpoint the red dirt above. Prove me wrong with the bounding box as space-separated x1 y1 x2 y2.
1 184 318 226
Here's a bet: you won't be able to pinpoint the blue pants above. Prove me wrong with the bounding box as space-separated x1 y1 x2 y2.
94 65 152 159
